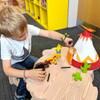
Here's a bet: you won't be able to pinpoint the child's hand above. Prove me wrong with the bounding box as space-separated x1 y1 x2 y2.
28 69 47 81
64 37 73 47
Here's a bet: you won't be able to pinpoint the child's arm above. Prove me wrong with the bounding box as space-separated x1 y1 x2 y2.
39 29 73 47
2 60 46 81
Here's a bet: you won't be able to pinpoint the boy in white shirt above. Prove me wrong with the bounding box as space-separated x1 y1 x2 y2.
0 6 73 100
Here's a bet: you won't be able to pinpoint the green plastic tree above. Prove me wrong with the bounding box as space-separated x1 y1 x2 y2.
65 33 69 37
81 61 91 73
72 72 82 81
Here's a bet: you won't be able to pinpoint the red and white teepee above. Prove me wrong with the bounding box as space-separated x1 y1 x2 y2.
72 25 100 70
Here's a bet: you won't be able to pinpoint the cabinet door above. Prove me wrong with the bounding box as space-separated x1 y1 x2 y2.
47 0 68 30
78 0 100 28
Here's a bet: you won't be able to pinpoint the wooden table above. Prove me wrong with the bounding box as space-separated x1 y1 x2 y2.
26 47 98 100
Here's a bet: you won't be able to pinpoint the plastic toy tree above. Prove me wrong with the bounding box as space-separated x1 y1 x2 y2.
81 61 91 73
65 33 69 37
72 72 82 81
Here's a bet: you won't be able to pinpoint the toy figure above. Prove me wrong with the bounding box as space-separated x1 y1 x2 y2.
67 47 76 65
45 44 62 64
35 62 50 71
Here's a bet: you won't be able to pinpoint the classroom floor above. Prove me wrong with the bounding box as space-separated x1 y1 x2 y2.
0 1 25 13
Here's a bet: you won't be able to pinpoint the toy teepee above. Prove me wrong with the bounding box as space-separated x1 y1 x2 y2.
72 25 100 70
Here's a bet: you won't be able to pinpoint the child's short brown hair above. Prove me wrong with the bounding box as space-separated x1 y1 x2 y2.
0 6 27 37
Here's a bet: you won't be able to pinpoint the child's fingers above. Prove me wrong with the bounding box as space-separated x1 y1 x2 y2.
38 74 47 78
39 71 46 75
37 78 45 81
35 69 46 75
36 75 46 81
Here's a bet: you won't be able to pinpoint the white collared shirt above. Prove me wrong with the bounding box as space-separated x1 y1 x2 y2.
1 24 40 65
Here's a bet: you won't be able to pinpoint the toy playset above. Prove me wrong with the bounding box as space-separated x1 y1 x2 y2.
25 25 99 100
72 25 100 70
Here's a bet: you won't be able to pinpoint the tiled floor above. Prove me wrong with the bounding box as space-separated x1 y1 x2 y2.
0 1 25 13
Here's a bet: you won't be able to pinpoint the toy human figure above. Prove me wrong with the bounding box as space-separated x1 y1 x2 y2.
0 6 73 100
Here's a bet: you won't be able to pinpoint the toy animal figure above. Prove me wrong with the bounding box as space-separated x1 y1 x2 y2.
55 44 63 58
55 44 62 51
45 56 57 64
67 47 76 65
35 62 50 71
45 44 62 64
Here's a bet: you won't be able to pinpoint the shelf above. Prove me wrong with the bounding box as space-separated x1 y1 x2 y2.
34 5 41 22
34 0 40 6
40 8 47 28
40 23 47 29
25 0 68 30
27 12 32 17
40 5 47 10
25 0 30 13
29 2 35 17
34 2 40 7
36 0 40 4
30 0 34 3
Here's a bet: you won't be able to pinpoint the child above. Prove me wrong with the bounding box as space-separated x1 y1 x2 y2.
0 6 73 100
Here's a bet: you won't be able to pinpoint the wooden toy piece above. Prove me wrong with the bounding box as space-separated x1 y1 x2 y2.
67 47 76 65
26 47 97 100
61 67 71 69
81 61 91 73
72 72 82 81
47 73 50 82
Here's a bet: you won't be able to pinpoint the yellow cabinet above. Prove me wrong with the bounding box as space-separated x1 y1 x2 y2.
25 0 68 30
